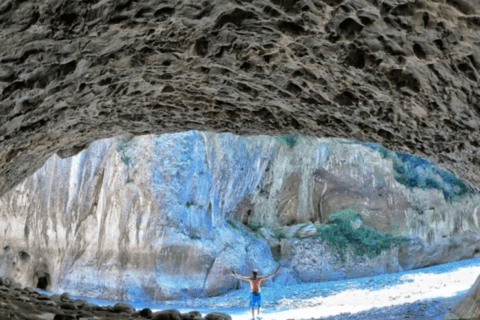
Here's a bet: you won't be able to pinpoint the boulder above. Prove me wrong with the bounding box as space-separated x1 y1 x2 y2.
59 292 70 301
77 311 94 318
182 311 201 320
153 309 182 320
59 301 77 311
0 286 10 293
36 295 52 301
296 224 317 238
285 224 305 238
205 312 232 320
42 301 58 307
82 303 93 312
73 299 87 309
112 302 135 313
4 277 14 287
24 287 35 294
16 296 30 303
139 308 153 318
12 286 22 292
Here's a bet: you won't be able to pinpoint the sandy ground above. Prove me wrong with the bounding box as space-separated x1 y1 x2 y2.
47 257 480 320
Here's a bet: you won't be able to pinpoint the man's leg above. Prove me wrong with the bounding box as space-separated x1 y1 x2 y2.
258 307 261 315
251 308 255 319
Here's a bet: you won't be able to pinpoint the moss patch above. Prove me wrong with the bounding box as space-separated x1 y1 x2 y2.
246 223 262 231
315 208 409 262
275 134 300 148
328 208 362 222
227 220 263 239
271 226 288 240
116 135 137 183
358 141 474 202
227 220 242 232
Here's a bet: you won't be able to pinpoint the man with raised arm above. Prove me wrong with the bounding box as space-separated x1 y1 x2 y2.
231 268 280 320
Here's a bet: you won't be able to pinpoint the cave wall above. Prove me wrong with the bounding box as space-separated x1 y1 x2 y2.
1 131 480 300
1 0 480 201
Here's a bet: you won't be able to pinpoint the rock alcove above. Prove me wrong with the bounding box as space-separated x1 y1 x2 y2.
36 272 50 290
2 0 480 318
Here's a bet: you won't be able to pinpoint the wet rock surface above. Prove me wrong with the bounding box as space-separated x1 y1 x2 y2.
1 0 480 197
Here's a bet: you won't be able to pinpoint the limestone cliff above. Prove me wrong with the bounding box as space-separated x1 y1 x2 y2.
0 131 479 301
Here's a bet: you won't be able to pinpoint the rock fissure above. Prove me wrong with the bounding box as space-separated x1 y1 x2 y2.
202 245 230 294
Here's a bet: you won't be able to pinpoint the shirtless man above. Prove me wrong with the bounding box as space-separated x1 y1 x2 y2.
231 268 280 320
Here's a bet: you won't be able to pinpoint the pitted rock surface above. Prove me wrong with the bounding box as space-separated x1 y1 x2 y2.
1 0 480 196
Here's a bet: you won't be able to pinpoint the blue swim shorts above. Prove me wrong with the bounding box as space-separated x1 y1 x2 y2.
249 292 262 307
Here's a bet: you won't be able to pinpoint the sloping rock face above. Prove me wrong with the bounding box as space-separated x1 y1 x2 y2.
0 133 278 300
1 0 480 200
446 275 480 319
1 131 479 301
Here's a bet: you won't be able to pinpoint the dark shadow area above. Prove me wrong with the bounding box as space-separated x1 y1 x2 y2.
36 273 51 290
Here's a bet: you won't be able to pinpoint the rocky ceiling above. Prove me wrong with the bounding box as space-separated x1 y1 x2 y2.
1 0 480 196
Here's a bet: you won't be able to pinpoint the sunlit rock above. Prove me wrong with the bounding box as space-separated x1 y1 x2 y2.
0 131 479 301
445 275 480 319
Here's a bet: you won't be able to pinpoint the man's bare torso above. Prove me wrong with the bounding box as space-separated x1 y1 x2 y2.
248 277 264 292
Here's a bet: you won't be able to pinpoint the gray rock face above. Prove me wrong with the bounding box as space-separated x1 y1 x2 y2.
1 0 480 200
0 131 479 301
449 276 480 319
282 237 402 281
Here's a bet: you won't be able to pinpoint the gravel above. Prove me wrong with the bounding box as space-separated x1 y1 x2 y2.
41 257 480 319
317 296 462 320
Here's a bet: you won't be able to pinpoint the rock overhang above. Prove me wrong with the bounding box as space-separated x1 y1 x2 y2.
1 0 480 196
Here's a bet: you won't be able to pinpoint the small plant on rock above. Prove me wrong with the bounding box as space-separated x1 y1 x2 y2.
116 135 137 184
271 226 288 240
275 134 300 148
315 208 409 262
358 141 473 202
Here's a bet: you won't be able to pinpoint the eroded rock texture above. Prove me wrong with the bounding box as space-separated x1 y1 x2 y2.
447 274 480 319
1 0 480 196
1 132 479 300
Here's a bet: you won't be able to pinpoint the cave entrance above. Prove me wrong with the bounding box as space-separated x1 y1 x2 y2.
36 272 51 290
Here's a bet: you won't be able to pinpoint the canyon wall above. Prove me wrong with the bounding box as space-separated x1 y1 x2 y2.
0 131 479 301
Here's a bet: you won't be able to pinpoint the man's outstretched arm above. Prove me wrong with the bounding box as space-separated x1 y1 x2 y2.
261 268 280 280
231 271 250 281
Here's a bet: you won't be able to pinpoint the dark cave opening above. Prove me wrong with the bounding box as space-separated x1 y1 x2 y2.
36 273 50 290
